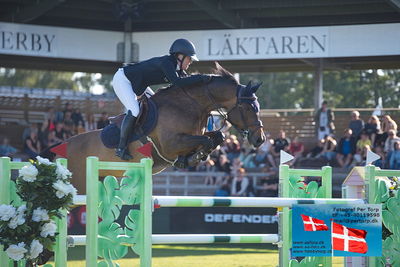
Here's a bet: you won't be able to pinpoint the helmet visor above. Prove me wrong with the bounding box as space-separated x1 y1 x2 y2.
190 54 199 61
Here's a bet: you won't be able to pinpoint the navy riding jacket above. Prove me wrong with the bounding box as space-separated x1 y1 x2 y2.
123 54 204 96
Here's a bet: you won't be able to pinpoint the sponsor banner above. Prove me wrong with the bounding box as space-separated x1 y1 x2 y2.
1 22 399 62
67 206 278 235
292 204 382 257
0 22 122 61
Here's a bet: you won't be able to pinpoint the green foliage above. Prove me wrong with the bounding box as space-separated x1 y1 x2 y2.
97 169 144 266
378 176 400 266
240 69 400 109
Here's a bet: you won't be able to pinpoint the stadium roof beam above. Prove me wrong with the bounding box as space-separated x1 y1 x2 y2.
3 0 65 23
191 0 257 28
385 0 400 12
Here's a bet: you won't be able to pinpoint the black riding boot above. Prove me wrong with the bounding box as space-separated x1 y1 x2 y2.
116 110 136 160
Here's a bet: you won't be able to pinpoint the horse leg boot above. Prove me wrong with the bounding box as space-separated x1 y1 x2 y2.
116 110 136 160
172 135 213 169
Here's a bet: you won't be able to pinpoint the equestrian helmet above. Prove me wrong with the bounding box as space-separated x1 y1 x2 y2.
169 39 199 61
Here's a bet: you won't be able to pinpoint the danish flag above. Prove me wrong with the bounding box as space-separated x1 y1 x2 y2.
332 222 368 254
300 214 329 231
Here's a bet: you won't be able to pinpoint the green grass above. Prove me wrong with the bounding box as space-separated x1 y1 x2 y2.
53 244 344 267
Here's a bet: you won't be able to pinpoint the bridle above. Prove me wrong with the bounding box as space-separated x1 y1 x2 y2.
205 83 263 140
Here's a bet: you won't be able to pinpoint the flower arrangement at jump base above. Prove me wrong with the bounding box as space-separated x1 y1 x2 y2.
0 156 76 266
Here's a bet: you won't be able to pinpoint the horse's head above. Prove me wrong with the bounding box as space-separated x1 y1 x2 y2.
226 81 266 148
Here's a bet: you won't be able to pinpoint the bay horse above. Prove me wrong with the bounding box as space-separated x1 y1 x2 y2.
55 63 265 193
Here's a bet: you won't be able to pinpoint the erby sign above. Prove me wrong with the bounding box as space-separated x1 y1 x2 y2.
202 27 328 60
1 30 56 54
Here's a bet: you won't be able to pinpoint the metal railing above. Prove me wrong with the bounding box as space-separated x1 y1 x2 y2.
153 171 276 196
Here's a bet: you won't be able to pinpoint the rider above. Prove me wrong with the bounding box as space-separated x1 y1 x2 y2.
112 38 210 160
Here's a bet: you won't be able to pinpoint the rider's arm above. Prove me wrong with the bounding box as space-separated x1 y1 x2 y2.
160 60 209 88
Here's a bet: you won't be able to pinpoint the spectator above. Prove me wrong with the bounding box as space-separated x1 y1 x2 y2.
257 179 278 197
382 115 398 135
63 102 74 117
256 133 276 168
389 141 400 169
97 112 110 129
356 132 372 153
348 110 364 139
86 113 97 131
384 129 400 165
353 144 371 166
215 154 231 185
0 137 18 157
336 128 356 168
197 159 216 185
54 122 66 141
364 115 380 146
231 168 249 197
72 108 85 129
230 157 242 176
222 135 241 162
44 106 56 131
314 100 335 140
271 130 290 162
321 135 337 165
45 130 63 148
214 183 230 197
289 136 304 166
307 139 325 158
24 129 41 159
381 115 398 144
63 111 74 134
373 146 386 169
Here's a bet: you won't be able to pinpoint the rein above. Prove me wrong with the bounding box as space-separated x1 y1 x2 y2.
204 83 263 139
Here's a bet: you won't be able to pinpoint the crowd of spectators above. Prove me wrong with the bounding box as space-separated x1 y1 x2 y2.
1 100 399 199
188 101 400 198
0 103 111 161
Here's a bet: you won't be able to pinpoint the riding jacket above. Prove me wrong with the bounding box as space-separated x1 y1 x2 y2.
123 54 204 96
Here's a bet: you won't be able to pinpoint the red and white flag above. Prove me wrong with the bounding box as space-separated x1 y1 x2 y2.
300 214 329 231
332 222 368 254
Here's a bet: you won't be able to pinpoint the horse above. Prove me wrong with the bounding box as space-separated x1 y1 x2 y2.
53 63 265 193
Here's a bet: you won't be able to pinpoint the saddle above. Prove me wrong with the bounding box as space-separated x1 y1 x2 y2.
100 96 158 148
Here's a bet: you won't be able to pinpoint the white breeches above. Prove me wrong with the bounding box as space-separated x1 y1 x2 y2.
112 68 154 117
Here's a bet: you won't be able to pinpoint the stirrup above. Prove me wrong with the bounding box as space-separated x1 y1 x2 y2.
116 147 133 160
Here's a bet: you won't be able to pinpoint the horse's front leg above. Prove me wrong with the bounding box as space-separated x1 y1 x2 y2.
170 134 214 169
172 132 225 168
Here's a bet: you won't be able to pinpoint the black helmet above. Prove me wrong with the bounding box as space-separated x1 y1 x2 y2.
169 39 199 61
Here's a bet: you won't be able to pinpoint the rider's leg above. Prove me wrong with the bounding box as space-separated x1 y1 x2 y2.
112 68 139 160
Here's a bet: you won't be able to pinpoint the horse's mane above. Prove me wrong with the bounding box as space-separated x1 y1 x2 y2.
211 62 237 84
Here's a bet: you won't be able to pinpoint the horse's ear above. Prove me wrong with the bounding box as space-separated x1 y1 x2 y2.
251 82 262 93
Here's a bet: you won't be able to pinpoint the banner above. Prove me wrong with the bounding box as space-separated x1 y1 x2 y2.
292 204 382 257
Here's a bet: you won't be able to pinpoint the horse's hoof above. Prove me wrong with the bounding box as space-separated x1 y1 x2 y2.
116 148 133 160
173 156 187 169
37 248 54 265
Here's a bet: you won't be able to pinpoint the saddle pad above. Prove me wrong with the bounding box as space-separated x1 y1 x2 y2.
100 98 158 148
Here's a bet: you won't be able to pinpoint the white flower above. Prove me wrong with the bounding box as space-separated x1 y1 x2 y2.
36 156 53 166
40 221 57 237
0 204 16 221
53 180 76 198
56 162 72 180
19 165 38 182
66 183 77 198
28 240 43 259
32 207 49 222
5 242 27 261
8 205 26 229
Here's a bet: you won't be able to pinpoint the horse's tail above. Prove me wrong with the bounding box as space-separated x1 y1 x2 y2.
39 142 65 161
